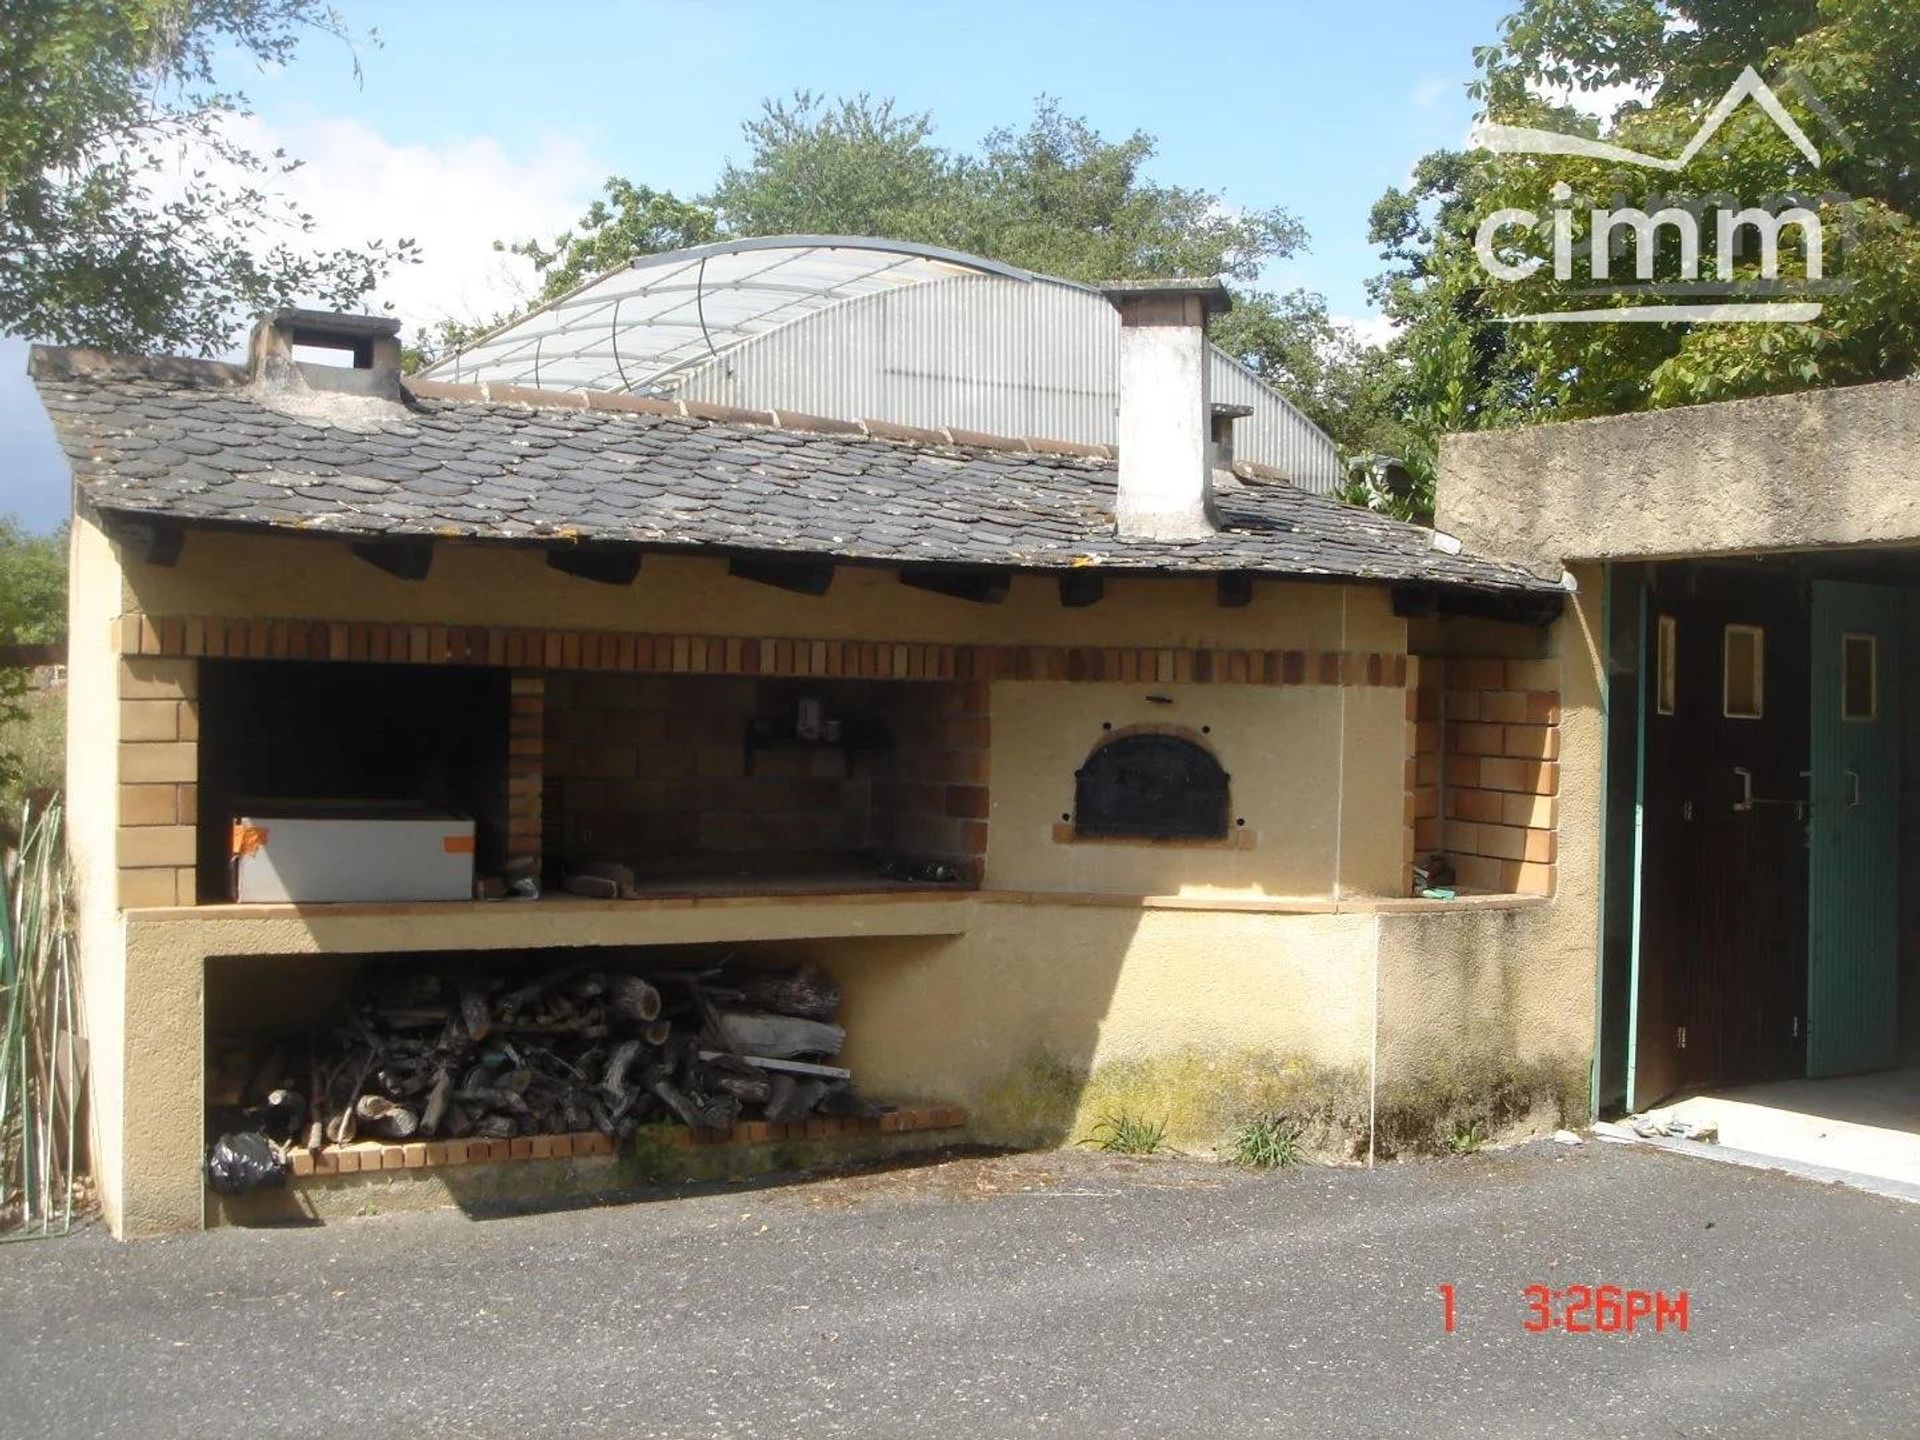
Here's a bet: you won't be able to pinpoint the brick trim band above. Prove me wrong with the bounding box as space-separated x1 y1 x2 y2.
118 614 1412 689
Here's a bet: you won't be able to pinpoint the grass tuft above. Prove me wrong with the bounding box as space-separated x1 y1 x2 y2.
1228 1116 1304 1169
1446 1120 1488 1155
1080 1111 1167 1155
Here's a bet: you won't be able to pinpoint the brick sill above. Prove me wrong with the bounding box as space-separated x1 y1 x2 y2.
277 1104 969 1181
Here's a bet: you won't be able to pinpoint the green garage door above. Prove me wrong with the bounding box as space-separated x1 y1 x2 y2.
1807 581 1902 1077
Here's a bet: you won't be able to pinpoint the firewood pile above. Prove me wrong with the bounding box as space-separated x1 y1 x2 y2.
209 958 872 1153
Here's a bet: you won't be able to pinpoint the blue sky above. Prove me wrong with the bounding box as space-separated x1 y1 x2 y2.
1 0 1513 533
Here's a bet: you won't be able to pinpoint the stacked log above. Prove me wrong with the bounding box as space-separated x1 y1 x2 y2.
210 959 869 1154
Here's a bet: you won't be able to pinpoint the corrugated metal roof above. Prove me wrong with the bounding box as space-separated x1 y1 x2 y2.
424 237 1347 494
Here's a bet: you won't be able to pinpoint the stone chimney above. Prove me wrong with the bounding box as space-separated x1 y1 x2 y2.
248 308 405 403
1100 279 1232 541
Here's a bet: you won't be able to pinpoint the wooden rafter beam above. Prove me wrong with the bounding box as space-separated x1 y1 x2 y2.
350 538 434 581
546 545 642 586
727 555 834 596
105 515 185 567
1058 572 1105 608
898 566 1011 605
1215 573 1254 609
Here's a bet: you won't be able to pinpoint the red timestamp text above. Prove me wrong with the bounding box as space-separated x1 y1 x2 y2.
1523 1284 1689 1333
1435 1283 1691 1334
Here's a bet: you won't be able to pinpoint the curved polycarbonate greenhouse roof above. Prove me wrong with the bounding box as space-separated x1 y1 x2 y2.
429 237 1025 393
423 236 1346 493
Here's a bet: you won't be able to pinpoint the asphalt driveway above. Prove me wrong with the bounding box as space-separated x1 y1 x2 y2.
1 1140 1917 1439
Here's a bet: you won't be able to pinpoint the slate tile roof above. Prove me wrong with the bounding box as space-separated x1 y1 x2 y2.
29 346 1558 594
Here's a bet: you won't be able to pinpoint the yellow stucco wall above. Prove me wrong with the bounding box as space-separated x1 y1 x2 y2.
828 903 1381 1142
66 513 129 1227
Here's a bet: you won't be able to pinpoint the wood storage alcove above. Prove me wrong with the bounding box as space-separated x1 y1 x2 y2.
204 947 887 1176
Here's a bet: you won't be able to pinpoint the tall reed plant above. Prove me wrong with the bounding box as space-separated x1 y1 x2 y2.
2 799 80 1237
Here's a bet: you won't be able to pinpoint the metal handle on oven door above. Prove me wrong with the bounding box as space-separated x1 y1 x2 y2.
1733 766 1753 812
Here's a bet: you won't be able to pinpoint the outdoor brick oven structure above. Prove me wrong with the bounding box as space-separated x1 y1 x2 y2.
35 291 1591 1238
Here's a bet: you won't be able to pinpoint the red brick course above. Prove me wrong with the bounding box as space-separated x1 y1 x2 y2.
119 613 1410 691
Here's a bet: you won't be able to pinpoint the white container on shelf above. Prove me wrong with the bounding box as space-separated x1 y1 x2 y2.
230 801 475 903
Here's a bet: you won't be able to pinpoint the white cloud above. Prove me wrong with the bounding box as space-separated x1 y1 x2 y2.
1410 75 1455 110
1333 312 1399 349
190 114 606 341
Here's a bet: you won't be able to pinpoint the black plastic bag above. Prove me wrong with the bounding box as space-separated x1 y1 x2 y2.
204 1132 290 1195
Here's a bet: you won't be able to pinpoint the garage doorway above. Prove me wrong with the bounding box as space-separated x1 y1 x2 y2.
1607 559 1912 1112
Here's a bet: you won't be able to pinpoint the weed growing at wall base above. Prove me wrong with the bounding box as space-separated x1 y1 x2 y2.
1227 1117 1304 1169
1081 1112 1168 1155
1447 1121 1488 1156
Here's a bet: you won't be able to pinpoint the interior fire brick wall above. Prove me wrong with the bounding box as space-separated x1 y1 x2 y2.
543 673 987 881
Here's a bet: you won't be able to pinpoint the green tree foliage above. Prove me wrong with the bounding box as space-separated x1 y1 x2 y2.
709 93 959 243
0 519 68 795
947 101 1306 286
0 523 65 651
1371 0 1920 514
1 0 418 355
460 93 1401 460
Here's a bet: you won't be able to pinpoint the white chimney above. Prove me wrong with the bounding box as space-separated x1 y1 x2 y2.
1100 279 1232 541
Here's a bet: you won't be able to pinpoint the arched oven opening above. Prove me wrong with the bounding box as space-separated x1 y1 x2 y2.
1072 733 1230 840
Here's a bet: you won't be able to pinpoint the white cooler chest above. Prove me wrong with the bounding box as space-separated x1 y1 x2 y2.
231 804 475 903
